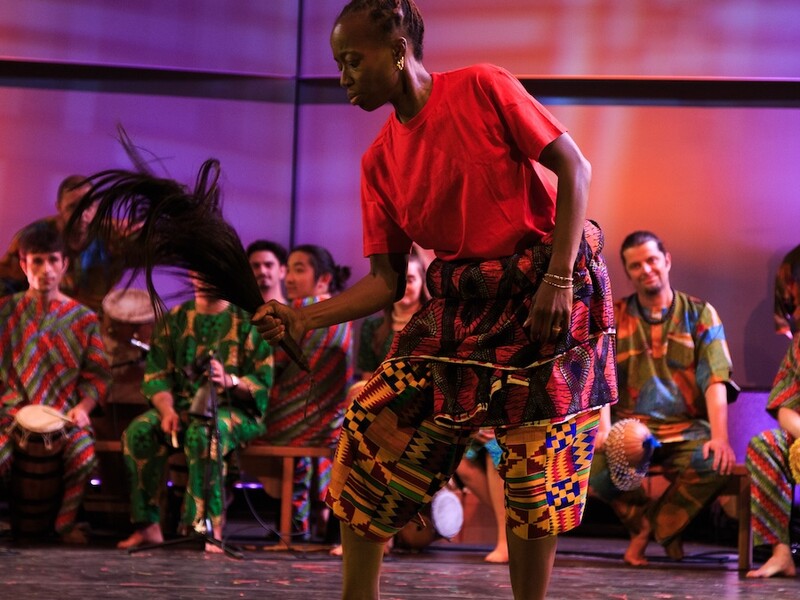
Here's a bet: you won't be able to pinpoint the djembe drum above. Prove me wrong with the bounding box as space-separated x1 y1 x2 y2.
9 405 70 537
100 288 155 405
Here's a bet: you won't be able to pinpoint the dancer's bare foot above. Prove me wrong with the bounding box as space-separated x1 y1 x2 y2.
329 539 392 558
746 544 797 578
484 546 509 564
117 523 164 549
623 515 651 566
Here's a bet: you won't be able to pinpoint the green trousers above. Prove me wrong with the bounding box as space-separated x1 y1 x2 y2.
121 407 265 530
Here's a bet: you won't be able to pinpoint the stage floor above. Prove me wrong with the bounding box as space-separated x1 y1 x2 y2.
1 530 796 600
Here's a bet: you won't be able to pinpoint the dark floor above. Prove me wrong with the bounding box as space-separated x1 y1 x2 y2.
2 482 799 599
1 535 798 600
1 519 798 600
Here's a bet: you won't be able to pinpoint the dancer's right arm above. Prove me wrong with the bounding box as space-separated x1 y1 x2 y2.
253 252 408 346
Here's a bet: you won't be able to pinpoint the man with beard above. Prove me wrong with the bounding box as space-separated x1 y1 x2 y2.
589 230 737 566
247 240 288 305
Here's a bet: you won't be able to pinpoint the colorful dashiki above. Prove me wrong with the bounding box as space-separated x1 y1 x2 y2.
266 294 353 535
0 292 110 533
267 294 353 448
122 300 273 530
746 334 800 547
613 289 733 442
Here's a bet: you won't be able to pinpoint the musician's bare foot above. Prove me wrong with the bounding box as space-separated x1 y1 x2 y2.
623 514 651 566
117 523 163 549
484 546 509 563
204 524 225 554
60 527 89 545
746 544 797 578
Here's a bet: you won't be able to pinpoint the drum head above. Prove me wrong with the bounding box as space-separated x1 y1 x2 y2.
430 487 464 539
102 288 155 324
15 405 67 434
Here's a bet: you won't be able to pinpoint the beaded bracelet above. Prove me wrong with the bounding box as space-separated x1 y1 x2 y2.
542 278 573 289
544 272 573 282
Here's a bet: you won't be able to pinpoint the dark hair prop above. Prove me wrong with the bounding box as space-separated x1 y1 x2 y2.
66 130 309 371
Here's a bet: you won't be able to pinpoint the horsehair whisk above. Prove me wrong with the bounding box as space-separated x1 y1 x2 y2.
66 127 309 371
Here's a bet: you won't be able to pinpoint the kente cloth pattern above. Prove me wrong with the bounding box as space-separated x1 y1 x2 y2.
0 292 108 533
381 220 617 428
613 289 733 443
589 436 730 545
501 409 599 538
326 359 473 542
325 357 600 541
746 428 795 547
122 406 265 528
267 295 353 448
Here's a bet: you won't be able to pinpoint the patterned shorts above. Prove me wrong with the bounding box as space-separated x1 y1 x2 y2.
325 359 600 542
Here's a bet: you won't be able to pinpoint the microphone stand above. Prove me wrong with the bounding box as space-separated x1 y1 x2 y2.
128 351 242 559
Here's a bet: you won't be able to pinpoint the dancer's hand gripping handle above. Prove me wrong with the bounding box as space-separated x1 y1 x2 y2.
253 301 310 372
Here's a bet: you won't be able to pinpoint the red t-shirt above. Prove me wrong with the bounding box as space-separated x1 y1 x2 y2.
361 63 566 261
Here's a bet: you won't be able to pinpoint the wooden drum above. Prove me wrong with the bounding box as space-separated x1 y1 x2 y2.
101 288 155 405
9 405 69 537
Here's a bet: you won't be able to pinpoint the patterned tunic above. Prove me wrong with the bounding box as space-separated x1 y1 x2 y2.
0 292 110 533
613 289 732 442
267 294 353 448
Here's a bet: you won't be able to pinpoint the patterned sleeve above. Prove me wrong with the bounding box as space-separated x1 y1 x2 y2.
694 301 733 393
766 335 800 416
237 316 274 419
141 307 180 400
75 314 112 407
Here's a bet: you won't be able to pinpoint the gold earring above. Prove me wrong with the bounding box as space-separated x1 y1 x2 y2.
396 56 405 71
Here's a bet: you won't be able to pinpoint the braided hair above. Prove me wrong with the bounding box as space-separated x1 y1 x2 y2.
337 0 425 60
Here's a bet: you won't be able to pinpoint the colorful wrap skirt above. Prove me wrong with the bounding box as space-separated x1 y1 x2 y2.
326 220 617 541
394 219 617 427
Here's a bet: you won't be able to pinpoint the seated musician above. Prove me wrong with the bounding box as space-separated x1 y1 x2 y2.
266 244 353 540
117 274 273 551
0 222 111 543
589 230 737 566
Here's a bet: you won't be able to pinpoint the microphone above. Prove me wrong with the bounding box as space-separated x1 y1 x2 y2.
129 338 151 353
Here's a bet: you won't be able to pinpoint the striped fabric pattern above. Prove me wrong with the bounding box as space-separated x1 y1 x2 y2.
0 292 109 411
746 428 795 546
0 292 110 533
267 294 353 448
747 334 800 547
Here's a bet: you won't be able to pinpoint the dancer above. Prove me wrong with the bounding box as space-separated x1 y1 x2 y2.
254 2 617 598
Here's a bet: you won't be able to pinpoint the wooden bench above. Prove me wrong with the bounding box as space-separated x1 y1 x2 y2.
645 463 751 570
93 440 333 546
